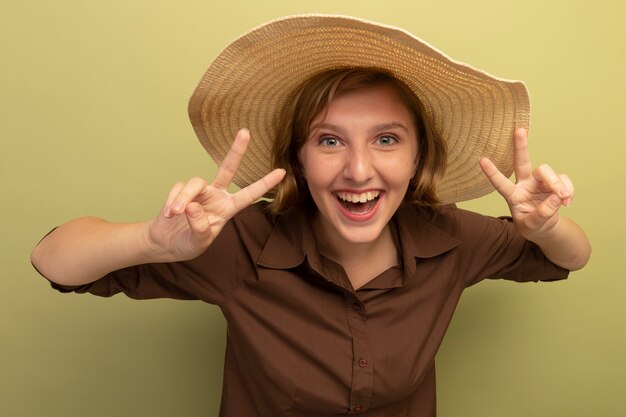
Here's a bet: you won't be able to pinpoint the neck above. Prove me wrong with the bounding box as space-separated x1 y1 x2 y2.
311 214 399 289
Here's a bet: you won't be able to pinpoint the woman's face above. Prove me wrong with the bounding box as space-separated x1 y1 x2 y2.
299 84 418 247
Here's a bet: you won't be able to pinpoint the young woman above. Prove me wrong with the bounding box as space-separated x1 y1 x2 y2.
31 15 590 417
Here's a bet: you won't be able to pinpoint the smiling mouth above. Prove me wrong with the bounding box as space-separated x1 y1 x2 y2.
335 191 381 214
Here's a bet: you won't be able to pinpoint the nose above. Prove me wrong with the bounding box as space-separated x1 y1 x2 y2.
343 146 374 183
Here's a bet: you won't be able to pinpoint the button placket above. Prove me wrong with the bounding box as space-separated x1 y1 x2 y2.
345 296 372 414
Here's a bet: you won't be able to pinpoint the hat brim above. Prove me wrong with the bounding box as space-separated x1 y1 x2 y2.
188 14 530 203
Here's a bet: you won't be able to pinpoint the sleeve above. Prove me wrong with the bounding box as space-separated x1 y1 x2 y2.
450 208 569 287
41 212 262 306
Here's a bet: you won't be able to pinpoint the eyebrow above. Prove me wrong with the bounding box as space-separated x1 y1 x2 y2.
367 122 410 135
308 122 410 135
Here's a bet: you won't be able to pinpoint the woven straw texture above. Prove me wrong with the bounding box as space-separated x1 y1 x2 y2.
188 14 530 203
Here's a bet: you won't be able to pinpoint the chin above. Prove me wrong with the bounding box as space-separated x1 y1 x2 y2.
334 221 388 245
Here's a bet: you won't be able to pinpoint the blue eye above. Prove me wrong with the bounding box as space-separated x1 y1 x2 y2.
377 135 397 146
320 136 340 147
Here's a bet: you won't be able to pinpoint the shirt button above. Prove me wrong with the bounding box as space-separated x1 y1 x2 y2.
352 303 362 312
353 405 364 413
358 358 368 367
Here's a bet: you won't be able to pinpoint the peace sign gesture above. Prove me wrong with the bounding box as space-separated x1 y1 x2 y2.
479 128 574 242
147 129 285 262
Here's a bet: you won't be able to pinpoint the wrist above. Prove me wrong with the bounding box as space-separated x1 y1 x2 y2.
525 215 561 246
139 219 172 264
527 216 591 271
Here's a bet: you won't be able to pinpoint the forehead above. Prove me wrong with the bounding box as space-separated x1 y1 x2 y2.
312 84 415 126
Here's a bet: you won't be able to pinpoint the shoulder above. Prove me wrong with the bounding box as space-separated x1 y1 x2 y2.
401 203 516 241
223 201 308 268
227 200 279 246
232 200 277 226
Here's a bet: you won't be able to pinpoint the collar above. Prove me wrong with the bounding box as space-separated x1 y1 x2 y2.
257 203 460 285
391 203 461 278
256 206 311 270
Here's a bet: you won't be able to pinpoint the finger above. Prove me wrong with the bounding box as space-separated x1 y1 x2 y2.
513 128 533 181
532 164 571 200
480 157 516 200
163 182 185 218
559 174 575 206
213 129 251 190
531 193 563 224
231 168 286 212
169 177 209 215
185 202 212 242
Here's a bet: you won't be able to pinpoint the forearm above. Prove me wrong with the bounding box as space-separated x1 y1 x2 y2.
31 217 158 286
530 216 591 271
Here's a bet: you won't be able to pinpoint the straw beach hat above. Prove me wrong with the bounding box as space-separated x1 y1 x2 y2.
188 14 530 203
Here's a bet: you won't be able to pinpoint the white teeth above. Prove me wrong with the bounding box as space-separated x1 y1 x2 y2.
337 191 381 203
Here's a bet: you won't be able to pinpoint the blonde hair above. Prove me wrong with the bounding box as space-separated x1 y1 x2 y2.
269 68 447 214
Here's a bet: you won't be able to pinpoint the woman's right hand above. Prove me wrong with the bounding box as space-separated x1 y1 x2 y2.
31 129 283 285
147 128 285 262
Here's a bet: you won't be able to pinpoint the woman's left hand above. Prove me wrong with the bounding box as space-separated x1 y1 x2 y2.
479 128 574 242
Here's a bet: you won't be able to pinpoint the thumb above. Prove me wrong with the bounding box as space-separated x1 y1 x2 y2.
185 203 213 243
535 194 563 221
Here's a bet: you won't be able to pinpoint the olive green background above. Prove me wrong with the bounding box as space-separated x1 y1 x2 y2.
2 0 623 416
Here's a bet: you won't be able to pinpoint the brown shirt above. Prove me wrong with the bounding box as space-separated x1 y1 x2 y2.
48 202 568 416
